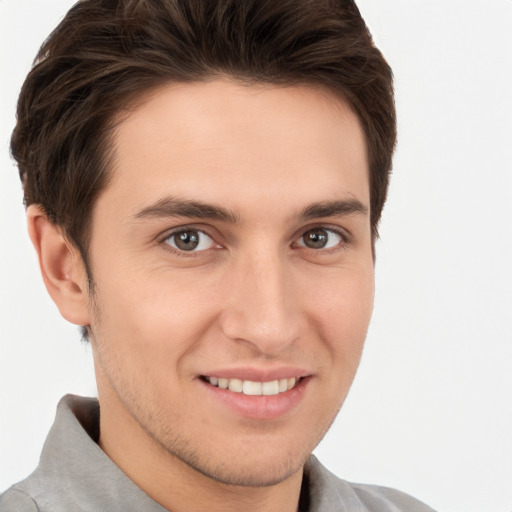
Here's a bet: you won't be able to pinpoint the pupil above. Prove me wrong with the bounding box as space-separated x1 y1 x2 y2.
175 231 199 251
305 229 328 249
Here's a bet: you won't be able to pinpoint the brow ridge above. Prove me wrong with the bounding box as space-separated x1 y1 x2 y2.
133 196 367 224
134 197 239 223
299 199 368 220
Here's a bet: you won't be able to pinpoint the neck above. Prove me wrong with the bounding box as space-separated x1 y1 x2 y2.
98 389 304 512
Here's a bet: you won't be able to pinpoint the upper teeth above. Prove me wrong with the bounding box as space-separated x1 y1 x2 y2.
206 376 298 396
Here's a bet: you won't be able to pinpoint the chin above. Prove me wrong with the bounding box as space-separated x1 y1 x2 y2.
183 451 306 488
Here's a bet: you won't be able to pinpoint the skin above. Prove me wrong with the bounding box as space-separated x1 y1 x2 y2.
28 79 374 512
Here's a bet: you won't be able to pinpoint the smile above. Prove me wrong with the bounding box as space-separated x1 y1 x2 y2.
204 376 300 396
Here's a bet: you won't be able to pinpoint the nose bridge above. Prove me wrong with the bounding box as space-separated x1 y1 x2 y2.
221 243 301 354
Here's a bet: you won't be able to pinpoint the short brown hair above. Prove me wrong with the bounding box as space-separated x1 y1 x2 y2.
12 0 396 262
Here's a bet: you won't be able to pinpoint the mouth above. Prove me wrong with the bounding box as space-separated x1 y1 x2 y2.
202 376 302 396
199 372 310 419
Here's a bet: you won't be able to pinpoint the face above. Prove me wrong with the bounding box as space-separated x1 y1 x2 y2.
84 79 374 487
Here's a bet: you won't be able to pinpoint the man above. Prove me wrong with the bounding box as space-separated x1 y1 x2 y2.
0 1 435 511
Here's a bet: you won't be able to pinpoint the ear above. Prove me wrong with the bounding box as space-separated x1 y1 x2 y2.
26 205 91 326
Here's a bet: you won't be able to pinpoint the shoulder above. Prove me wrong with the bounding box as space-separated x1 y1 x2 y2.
349 482 437 512
0 486 39 512
305 455 437 512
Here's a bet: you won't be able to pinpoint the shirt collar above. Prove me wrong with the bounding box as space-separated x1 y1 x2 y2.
34 394 359 512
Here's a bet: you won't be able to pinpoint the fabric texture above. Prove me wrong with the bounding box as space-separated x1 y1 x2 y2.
0 395 436 512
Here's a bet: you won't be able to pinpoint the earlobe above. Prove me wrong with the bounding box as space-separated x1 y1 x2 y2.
26 205 91 327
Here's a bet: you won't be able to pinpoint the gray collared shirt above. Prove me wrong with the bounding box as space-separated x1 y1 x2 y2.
0 395 436 511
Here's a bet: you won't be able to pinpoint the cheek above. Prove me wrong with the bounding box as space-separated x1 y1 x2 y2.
304 265 374 361
89 274 216 410
312 263 373 316
91 266 220 359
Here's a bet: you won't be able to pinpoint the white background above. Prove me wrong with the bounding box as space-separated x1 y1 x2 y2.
1 1 511 511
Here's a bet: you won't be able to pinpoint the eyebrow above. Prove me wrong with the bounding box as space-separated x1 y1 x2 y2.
133 196 367 223
298 198 368 220
133 197 239 223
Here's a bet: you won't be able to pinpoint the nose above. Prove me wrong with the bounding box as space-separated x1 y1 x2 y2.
220 248 303 356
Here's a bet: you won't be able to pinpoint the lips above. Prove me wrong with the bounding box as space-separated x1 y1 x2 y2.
205 376 299 396
199 369 310 419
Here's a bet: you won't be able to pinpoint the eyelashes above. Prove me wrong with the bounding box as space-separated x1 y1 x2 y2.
295 227 345 250
163 228 217 253
159 224 350 257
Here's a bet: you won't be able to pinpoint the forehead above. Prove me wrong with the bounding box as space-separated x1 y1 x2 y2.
102 79 369 219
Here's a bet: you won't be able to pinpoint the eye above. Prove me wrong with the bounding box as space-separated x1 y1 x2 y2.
163 229 217 252
296 228 343 250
